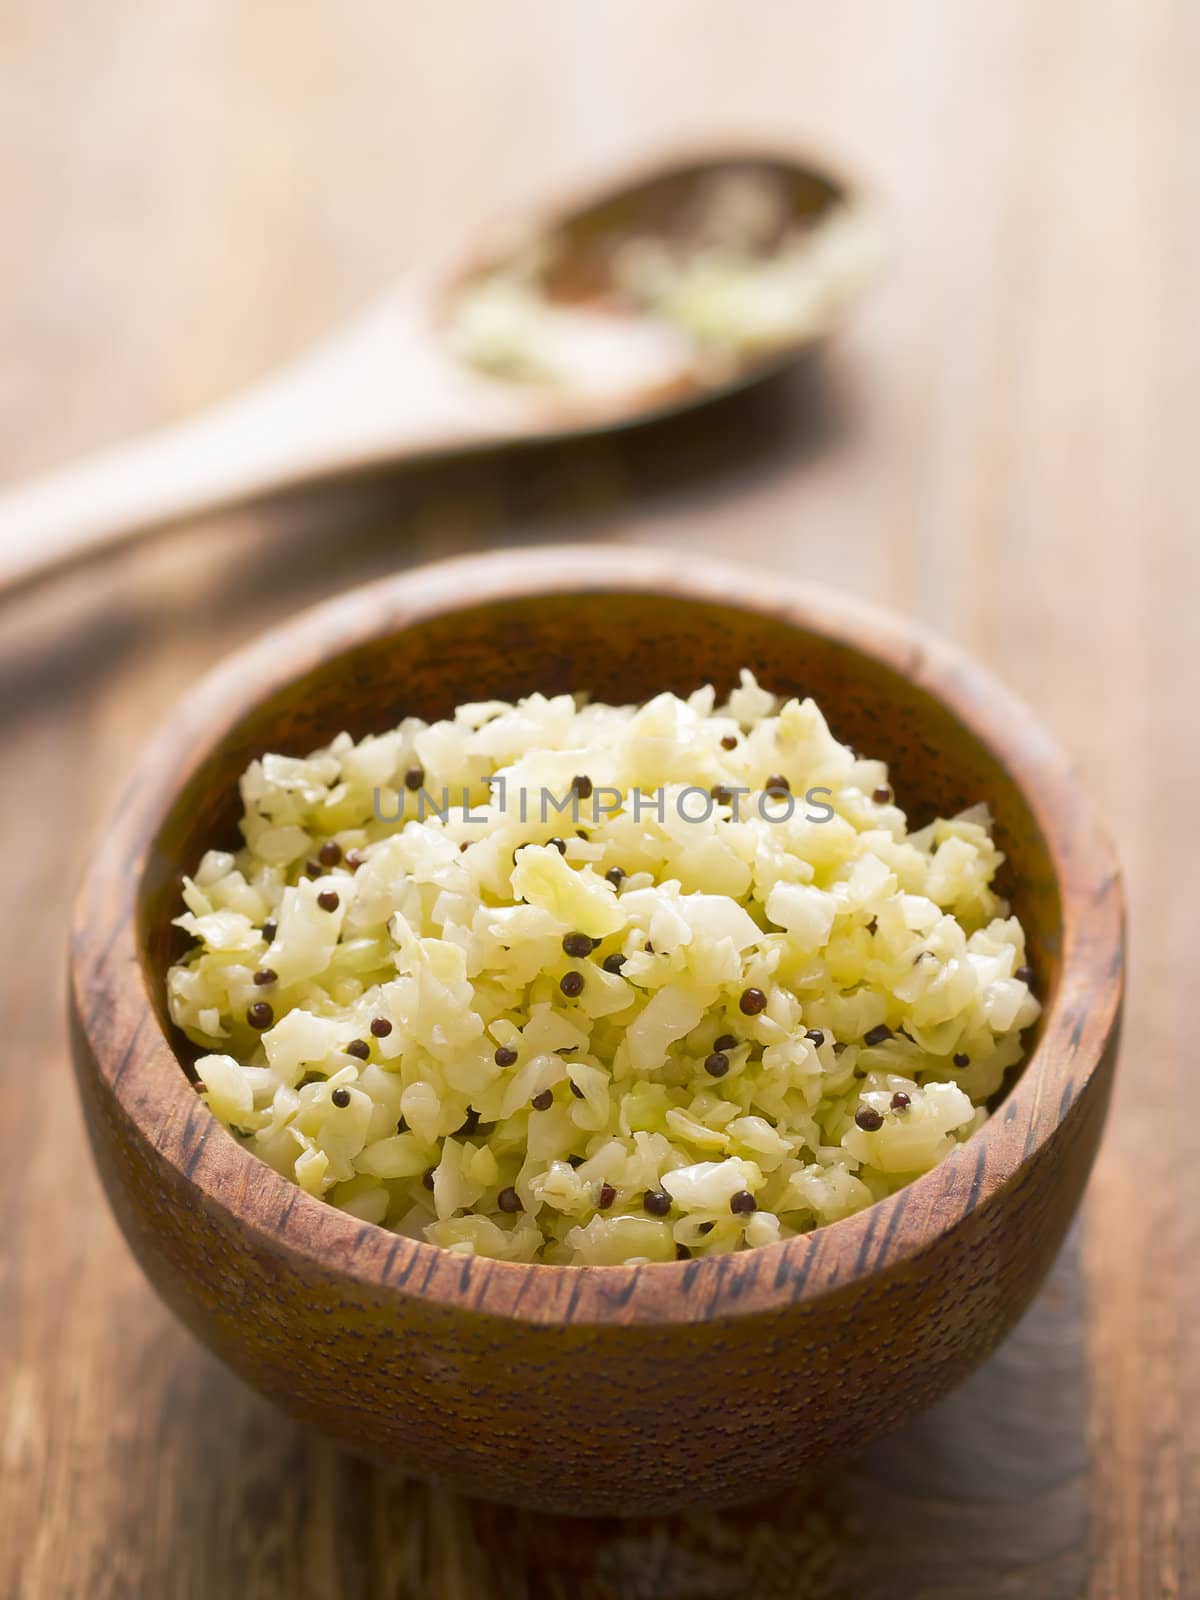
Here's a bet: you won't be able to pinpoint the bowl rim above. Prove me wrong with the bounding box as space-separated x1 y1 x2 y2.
70 544 1125 1328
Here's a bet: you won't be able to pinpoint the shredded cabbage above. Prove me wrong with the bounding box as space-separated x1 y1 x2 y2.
168 673 1040 1264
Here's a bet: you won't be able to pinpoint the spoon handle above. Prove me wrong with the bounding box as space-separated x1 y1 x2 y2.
0 292 503 599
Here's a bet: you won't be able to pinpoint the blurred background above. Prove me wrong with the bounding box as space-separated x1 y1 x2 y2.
0 3 1193 1597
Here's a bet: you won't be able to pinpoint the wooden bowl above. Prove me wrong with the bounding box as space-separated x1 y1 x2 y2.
69 545 1124 1516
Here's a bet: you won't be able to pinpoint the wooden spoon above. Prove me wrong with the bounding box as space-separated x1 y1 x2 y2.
0 152 875 596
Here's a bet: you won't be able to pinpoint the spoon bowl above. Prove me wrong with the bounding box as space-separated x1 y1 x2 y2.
0 151 875 596
441 151 872 425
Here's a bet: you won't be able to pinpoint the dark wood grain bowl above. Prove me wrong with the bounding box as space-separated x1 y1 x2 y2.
68 544 1125 1516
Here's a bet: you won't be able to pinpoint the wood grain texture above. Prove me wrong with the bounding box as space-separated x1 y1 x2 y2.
0 0 1193 1594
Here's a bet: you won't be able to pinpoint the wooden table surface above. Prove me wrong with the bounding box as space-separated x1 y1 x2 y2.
1 3 1194 1596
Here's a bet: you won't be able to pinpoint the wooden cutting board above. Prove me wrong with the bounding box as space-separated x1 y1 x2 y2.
0 2 1192 1595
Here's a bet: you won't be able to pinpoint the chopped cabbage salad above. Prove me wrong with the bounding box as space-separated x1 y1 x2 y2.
168 674 1040 1265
